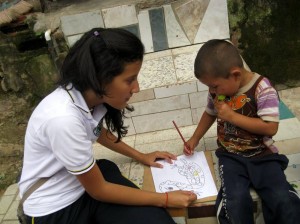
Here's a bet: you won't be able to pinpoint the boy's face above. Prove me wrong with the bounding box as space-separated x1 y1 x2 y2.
199 73 240 97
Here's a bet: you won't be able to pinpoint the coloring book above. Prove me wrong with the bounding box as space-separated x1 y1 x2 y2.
150 151 218 201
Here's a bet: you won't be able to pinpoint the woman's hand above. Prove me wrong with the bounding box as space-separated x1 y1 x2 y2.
166 190 197 208
139 151 177 168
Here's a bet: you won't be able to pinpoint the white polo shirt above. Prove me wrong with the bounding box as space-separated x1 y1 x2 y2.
18 85 107 216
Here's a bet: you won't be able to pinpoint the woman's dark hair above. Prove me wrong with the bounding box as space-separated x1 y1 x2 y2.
58 27 145 142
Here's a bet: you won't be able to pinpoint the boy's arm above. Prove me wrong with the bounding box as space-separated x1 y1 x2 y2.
185 111 216 155
215 102 278 136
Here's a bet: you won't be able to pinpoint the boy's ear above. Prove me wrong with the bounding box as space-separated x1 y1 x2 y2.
229 67 242 80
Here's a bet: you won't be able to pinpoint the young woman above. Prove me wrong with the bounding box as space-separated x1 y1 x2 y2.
18 28 197 224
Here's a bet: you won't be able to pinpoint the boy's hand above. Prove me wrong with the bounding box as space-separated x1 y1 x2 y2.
214 100 234 121
184 138 198 156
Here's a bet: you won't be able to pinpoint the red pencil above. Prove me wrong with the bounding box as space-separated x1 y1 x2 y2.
172 120 190 151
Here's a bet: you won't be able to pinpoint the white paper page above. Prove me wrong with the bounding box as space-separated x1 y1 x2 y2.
151 151 218 199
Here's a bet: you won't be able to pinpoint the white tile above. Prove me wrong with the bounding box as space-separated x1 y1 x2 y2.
136 138 185 156
132 108 193 133
163 5 190 48
172 44 202 55
173 0 210 43
92 127 135 147
93 136 135 164
128 89 155 104
60 11 104 36
274 138 300 155
189 91 208 108
139 56 177 90
102 5 138 28
130 95 190 117
204 137 218 151
128 162 144 188
154 82 197 99
194 0 230 43
3 184 18 196
197 81 209 91
144 49 172 61
0 195 14 214
124 117 136 136
187 217 218 224
122 135 136 145
285 164 300 182
195 139 206 151
3 200 18 221
204 122 218 138
191 107 206 124
286 153 300 166
15 195 20 201
93 145 132 164
135 125 198 145
173 217 187 224
138 10 154 53
279 87 300 121
173 51 198 82
66 34 83 47
117 163 131 178
274 118 300 141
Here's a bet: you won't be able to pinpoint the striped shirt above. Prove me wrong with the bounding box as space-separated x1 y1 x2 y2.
206 73 279 157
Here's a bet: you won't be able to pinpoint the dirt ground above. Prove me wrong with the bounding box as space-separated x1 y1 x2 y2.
0 94 31 197
0 156 23 196
0 144 23 197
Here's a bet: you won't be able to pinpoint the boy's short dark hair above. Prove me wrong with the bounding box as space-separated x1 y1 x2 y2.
194 39 243 79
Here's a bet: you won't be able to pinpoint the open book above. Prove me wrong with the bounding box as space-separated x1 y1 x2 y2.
150 151 218 202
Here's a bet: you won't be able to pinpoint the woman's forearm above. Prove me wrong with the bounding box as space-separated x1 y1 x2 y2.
97 128 143 161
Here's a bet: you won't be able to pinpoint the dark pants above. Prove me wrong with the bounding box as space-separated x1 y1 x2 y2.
215 151 300 224
26 159 175 224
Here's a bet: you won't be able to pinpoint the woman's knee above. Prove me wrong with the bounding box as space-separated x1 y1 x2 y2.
96 159 120 173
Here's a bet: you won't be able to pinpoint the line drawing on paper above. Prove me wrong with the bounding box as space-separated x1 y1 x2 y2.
158 159 205 197
171 158 205 186
151 151 218 199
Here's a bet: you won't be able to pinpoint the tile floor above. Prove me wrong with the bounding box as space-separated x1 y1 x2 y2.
1 87 299 224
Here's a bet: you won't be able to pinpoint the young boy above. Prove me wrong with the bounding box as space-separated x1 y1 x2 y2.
184 39 300 224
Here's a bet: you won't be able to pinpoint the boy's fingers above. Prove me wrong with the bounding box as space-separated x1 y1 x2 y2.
184 147 193 156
